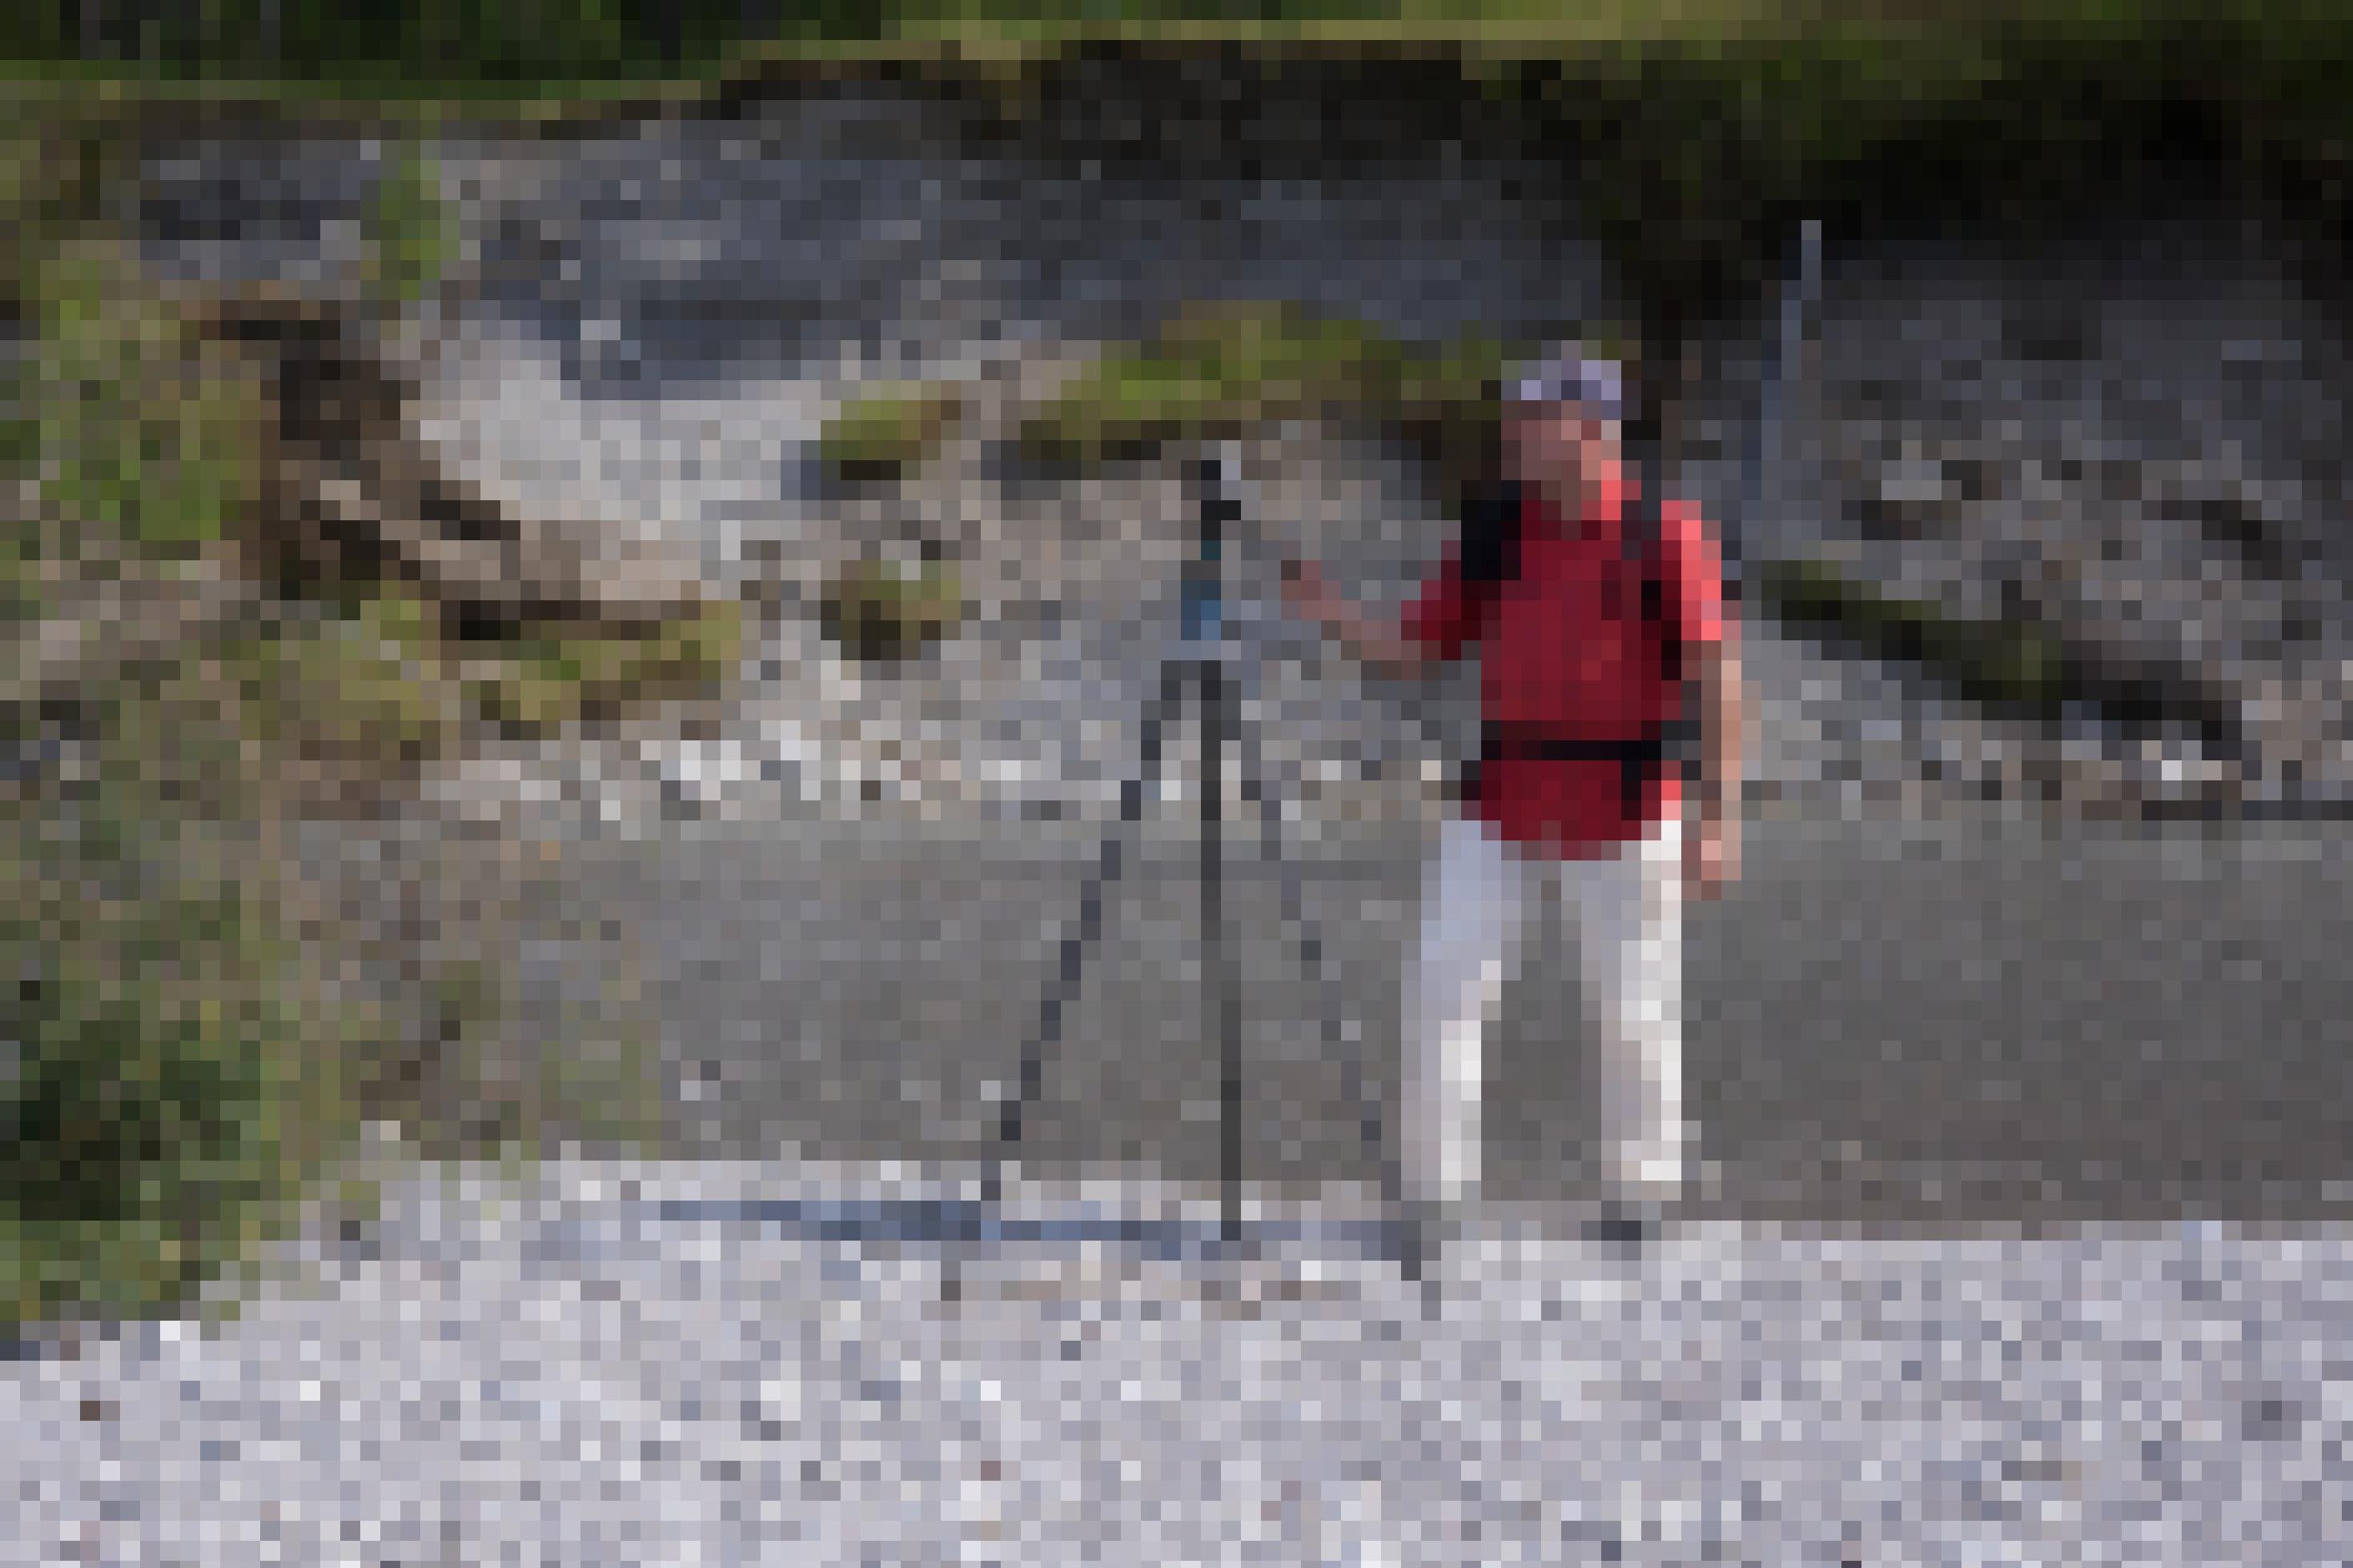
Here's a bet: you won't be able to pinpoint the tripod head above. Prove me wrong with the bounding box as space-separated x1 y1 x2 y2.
1180 444 1248 653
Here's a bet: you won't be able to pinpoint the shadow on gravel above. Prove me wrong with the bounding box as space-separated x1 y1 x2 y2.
648 1197 1408 1265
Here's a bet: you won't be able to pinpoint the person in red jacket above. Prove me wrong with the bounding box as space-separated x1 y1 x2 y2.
1281 351 1745 1268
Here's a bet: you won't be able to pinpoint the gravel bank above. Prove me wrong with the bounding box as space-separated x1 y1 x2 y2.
7 1157 2350 1567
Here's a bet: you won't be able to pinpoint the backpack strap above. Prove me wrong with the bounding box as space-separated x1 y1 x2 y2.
1451 479 1520 811
1628 469 1682 682
1457 478 1525 589
1628 463 1705 778
1625 463 1662 563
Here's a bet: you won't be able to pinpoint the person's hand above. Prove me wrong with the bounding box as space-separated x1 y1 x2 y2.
1279 556 1331 620
1685 812 1739 902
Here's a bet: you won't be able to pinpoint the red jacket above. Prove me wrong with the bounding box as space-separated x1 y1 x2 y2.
1400 475 1729 859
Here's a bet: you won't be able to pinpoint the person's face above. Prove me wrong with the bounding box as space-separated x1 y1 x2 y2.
1504 403 1620 491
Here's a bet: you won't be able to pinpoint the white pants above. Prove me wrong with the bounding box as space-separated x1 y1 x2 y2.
1401 810 1688 1209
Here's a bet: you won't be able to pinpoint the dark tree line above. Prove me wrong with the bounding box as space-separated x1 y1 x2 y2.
2 1 1373 77
0 0 829 82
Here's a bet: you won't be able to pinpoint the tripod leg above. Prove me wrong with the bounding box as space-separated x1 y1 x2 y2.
1232 690 1396 1217
981 657 1187 1209
1199 660 1246 1249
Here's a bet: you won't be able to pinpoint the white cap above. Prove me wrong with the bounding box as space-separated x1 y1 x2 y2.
1508 352 1625 420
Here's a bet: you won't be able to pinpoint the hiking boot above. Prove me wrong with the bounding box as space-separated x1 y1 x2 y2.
1395 1200 1463 1283
1583 1197 1672 1256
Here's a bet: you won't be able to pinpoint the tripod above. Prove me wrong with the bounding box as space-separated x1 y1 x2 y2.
975 444 1395 1260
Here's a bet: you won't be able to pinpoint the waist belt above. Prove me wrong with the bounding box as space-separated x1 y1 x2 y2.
1472 724 1670 823
1480 725 1667 764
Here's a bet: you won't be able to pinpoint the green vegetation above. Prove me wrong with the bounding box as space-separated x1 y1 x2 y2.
359 139 457 316
817 557 966 664
452 596 749 738
2 4 2346 359
0 648 355 1329
0 126 717 1333
26 238 267 565
1753 556 2069 716
0 2 716 92
817 383 967 483
1018 299 1535 484
215 583 749 792
219 599 472 783
1753 555 2246 749
1019 300 1406 463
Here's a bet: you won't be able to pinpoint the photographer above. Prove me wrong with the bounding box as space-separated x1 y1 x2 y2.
1280 351 1745 1269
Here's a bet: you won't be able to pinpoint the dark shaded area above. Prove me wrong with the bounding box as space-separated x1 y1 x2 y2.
51 12 2353 370
649 1197 1404 1265
0 0 787 83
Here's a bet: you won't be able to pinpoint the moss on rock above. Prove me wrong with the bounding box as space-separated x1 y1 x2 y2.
817 557 966 665
818 383 966 483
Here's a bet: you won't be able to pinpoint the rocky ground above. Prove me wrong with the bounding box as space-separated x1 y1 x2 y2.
403 377 2277 842
1674 209 2353 817
389 184 2351 840
7 1155 2351 1568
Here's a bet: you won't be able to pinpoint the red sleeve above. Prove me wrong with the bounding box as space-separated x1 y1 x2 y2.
1659 500 1729 651
1399 543 1500 664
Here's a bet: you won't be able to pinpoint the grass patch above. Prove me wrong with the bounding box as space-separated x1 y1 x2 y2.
359 138 456 317
0 666 356 1332
1752 555 2069 716
1753 555 2248 750
0 530 718 1338
817 383 966 483
1018 300 1410 465
0 205 725 1329
225 583 750 773
453 595 749 738
817 557 966 665
26 237 269 567
1 352 35 628
1018 299 1540 479
216 596 472 780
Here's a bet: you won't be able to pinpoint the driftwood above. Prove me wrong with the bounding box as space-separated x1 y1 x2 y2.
190 283 706 632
